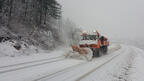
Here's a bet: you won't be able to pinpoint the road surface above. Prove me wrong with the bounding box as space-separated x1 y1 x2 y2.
0 44 144 81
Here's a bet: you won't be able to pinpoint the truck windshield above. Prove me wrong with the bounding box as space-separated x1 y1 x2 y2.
82 35 97 40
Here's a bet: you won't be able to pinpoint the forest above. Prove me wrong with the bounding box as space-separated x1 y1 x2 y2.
0 0 80 50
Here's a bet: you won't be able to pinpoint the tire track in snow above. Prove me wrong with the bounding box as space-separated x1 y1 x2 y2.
34 45 122 81
0 45 120 75
75 48 124 81
127 47 144 81
0 44 121 81
0 56 65 74
79 45 133 81
112 47 135 81
34 61 88 81
0 56 64 69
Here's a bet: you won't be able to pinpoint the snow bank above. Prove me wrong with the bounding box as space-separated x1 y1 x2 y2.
0 48 67 67
0 41 20 57
128 47 144 81
0 41 48 57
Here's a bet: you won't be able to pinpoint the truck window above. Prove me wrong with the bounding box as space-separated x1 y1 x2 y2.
82 35 97 40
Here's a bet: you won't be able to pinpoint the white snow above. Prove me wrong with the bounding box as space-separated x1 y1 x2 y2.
128 47 144 81
0 44 144 81
0 41 41 57
0 41 20 57
0 48 68 67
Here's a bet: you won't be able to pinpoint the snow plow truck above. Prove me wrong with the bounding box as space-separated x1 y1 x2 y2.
66 30 109 61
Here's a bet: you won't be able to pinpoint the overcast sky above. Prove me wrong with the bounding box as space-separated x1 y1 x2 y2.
58 0 144 39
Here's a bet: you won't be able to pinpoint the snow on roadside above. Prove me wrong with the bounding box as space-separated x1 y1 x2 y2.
0 41 20 57
0 47 69 67
0 40 71 58
128 47 144 81
0 41 42 57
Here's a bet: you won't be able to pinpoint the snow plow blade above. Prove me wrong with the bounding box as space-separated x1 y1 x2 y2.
65 45 93 61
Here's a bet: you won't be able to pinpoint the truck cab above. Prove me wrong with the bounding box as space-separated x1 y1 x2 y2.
79 31 109 57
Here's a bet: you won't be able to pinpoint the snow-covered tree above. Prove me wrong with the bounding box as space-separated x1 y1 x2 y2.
0 0 62 49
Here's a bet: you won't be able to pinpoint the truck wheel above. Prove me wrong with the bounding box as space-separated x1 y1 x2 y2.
93 48 100 57
103 46 108 54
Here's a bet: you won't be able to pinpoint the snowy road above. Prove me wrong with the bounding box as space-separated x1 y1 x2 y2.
0 44 144 81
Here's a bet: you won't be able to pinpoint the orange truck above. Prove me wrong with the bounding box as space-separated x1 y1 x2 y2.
71 30 109 58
